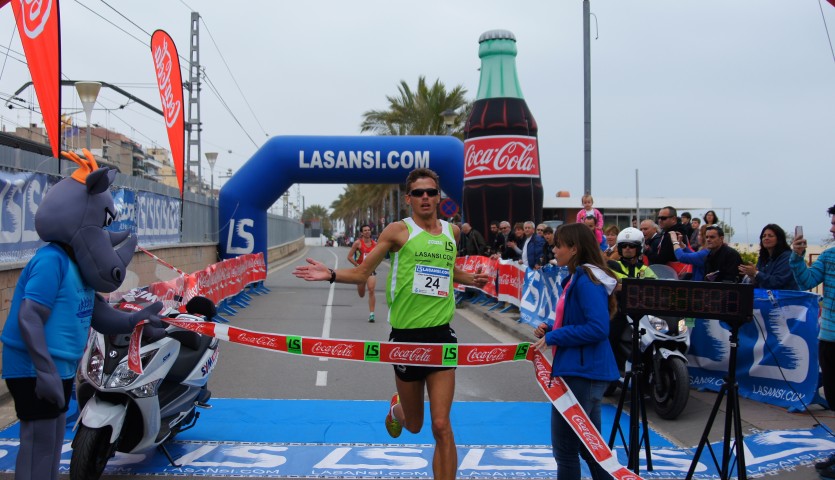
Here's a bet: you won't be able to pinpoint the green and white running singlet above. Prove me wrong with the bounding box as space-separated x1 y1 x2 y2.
386 218 457 330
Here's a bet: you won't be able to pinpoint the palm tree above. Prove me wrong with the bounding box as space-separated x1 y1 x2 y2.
331 76 470 232
360 76 469 136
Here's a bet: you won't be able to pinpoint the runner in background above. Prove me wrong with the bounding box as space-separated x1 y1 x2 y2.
347 224 377 322
293 168 490 480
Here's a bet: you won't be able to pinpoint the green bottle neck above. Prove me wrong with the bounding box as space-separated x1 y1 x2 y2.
476 39 524 100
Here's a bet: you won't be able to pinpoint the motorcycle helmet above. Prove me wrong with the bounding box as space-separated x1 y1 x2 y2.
616 227 644 259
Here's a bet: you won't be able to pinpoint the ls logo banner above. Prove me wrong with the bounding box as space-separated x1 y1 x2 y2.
519 265 567 329
687 289 821 411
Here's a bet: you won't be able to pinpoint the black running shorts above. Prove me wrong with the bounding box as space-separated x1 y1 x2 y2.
389 324 457 382
6 377 73 420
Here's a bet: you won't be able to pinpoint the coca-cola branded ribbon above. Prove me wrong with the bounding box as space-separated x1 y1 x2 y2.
127 319 644 479
158 318 533 367
530 349 644 480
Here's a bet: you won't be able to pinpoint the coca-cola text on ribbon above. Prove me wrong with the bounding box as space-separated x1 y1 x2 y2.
388 346 433 364
463 136 540 180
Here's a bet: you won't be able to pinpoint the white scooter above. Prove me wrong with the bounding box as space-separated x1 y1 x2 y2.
69 295 219 480
611 265 691 420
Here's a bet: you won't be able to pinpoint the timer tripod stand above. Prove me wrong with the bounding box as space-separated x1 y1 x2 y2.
685 317 750 480
607 312 653 473
619 278 754 479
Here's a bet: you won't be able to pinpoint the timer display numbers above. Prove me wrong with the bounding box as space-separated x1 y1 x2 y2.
621 279 753 325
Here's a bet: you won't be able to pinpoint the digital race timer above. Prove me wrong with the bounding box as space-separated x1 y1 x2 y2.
621 278 754 325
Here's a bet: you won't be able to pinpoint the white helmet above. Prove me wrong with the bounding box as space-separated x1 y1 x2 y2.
616 227 644 247
616 227 644 258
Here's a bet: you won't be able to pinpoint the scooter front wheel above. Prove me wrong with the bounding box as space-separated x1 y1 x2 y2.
652 356 690 420
70 425 116 480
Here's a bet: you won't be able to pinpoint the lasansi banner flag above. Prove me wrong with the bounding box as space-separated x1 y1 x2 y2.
11 0 62 159
150 30 185 196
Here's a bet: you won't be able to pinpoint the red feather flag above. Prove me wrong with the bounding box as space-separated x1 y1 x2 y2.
11 0 62 158
150 30 186 197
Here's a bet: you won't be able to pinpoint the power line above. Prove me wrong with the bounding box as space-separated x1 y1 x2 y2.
0 24 19 83
818 0 835 66
202 71 259 148
71 0 149 48
200 17 270 138
98 0 153 38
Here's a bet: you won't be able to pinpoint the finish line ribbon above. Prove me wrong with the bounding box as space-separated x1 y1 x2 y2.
129 318 645 480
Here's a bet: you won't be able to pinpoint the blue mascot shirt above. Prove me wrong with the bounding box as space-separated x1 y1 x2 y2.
1 243 95 379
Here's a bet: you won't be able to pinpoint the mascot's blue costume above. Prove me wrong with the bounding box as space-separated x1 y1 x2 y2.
0 150 164 480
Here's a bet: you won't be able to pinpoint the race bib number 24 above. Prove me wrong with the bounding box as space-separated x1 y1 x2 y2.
413 264 451 298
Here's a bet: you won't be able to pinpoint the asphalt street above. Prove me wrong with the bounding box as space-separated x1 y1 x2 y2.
0 245 833 479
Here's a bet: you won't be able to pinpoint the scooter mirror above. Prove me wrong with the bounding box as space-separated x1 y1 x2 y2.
185 296 217 320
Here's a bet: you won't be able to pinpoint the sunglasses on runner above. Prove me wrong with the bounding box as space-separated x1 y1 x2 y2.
409 188 439 197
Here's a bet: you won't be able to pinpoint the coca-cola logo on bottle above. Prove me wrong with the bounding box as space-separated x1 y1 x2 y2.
464 136 540 180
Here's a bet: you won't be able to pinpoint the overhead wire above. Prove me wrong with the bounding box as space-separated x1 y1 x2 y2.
67 0 258 151
202 71 259 148
71 0 149 48
0 24 19 83
818 0 835 66
200 17 270 139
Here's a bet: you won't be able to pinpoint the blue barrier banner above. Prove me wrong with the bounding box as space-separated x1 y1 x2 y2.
687 289 821 410
0 171 54 262
0 172 181 263
135 191 180 245
519 264 567 329
110 188 136 236
109 189 180 245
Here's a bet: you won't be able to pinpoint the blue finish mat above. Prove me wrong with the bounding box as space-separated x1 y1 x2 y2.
0 399 831 478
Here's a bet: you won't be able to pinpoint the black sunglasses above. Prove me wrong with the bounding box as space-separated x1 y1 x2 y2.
409 188 439 197
657 215 670 220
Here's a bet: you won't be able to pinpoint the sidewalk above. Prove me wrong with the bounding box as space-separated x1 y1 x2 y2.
461 295 835 465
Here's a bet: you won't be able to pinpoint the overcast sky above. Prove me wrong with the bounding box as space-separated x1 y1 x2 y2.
1 1 834 244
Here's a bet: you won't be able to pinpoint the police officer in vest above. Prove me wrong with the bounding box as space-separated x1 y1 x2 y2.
606 228 657 388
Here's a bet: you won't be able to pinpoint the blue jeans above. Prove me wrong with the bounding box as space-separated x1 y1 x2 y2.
551 376 612 480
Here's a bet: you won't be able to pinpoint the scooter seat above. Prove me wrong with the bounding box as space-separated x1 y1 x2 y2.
166 333 214 384
168 330 202 350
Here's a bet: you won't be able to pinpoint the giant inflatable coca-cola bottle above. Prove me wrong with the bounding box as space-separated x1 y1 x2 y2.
463 30 543 236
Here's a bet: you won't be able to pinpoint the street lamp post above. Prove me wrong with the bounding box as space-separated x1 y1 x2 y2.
440 109 457 135
204 152 218 197
75 82 102 152
741 211 750 246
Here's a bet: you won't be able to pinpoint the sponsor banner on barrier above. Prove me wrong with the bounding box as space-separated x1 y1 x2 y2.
0 171 53 262
0 171 183 262
454 255 498 297
498 260 525 306
519 264 567 329
687 289 821 410
110 189 181 245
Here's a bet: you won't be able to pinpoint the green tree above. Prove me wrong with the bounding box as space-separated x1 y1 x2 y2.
303 205 333 237
331 76 470 230
360 76 469 136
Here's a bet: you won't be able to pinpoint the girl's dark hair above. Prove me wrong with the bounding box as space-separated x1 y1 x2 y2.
555 223 617 317
758 224 790 264
704 210 718 225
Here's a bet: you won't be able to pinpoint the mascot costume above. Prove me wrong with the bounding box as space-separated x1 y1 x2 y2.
0 150 164 480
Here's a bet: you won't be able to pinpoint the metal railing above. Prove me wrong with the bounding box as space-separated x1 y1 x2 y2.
0 144 302 252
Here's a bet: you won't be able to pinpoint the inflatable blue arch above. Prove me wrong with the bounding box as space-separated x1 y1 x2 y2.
218 135 464 260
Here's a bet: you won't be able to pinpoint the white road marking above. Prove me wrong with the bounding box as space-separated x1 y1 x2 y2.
316 370 327 386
